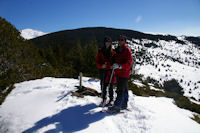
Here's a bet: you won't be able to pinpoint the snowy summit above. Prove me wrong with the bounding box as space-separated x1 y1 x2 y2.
20 29 47 39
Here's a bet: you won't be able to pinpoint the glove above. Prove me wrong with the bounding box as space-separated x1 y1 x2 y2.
112 63 122 69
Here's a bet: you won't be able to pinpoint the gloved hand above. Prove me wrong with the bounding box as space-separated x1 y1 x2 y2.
112 63 122 69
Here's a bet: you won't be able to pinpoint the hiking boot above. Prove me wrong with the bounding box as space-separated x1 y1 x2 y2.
99 100 106 107
120 104 127 110
107 105 120 114
105 100 113 107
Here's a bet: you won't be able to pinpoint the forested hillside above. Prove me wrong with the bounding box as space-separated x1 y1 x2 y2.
0 17 55 104
0 18 100 104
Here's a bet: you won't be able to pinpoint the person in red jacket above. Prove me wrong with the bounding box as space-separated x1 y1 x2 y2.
96 36 116 107
108 35 132 113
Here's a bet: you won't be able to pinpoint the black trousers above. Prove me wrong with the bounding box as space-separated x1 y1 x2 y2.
99 69 114 101
114 77 129 107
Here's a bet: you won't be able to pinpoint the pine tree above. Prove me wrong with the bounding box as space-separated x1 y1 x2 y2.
0 17 56 104
68 41 84 76
82 38 98 76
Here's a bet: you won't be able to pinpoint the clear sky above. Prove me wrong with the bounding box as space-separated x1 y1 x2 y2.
0 0 200 36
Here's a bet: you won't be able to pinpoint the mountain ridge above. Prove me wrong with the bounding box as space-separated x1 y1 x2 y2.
31 27 195 48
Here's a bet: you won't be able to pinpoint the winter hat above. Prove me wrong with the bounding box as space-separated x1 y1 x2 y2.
104 36 112 43
119 35 127 42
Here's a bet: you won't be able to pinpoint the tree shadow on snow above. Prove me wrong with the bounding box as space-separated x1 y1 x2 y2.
23 103 105 133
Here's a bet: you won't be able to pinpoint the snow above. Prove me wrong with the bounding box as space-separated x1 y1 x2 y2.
128 36 200 102
0 77 200 133
132 80 145 87
20 29 47 39
143 32 170 36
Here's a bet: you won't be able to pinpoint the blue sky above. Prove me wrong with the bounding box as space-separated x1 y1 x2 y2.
0 0 200 36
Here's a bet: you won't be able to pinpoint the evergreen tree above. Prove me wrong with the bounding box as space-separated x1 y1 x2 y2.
82 38 98 76
0 17 56 104
163 79 184 95
67 40 84 76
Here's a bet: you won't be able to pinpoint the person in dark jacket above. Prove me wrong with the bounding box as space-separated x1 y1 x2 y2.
96 36 116 107
108 35 132 113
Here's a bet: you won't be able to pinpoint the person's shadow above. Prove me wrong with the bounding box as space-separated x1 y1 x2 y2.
23 103 105 133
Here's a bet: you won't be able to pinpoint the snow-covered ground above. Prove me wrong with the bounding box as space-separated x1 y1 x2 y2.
20 29 47 39
127 36 200 102
0 77 200 133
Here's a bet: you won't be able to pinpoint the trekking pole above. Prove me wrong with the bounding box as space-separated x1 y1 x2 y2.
107 68 115 90
102 67 115 108
100 71 105 103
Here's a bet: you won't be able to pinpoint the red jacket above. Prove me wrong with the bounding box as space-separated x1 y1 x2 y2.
96 48 116 70
114 44 132 78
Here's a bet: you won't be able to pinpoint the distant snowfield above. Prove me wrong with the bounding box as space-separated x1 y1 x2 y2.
128 37 200 102
20 29 47 39
0 77 200 133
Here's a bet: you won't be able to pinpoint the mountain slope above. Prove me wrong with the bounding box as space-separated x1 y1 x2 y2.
29 27 200 102
31 27 186 48
0 77 200 133
127 36 200 102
